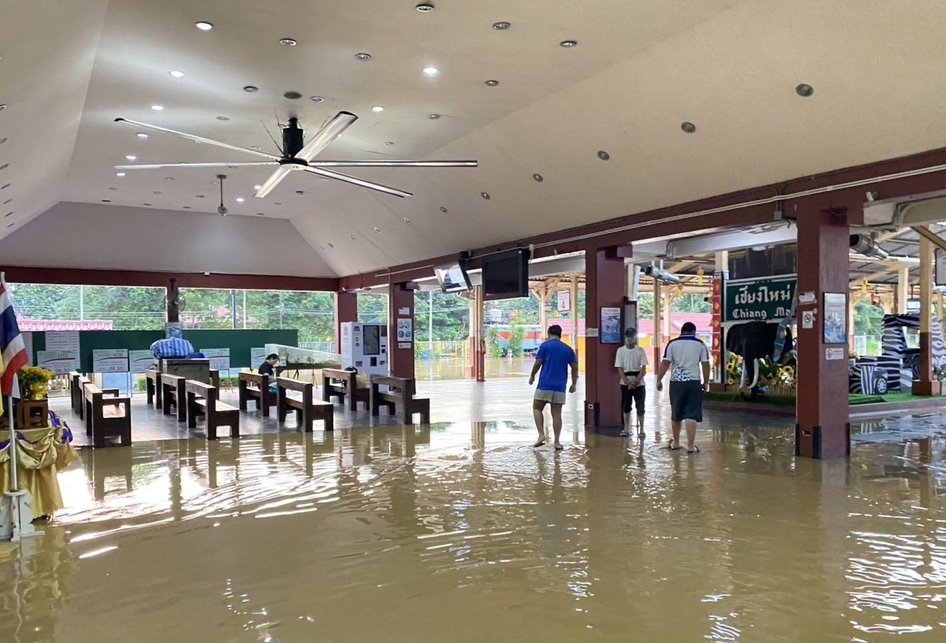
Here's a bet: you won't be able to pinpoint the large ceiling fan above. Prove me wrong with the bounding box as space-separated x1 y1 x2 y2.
114 111 477 199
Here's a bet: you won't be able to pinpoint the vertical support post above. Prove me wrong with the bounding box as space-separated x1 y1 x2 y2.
652 279 662 368
795 208 851 459
897 266 910 314
570 275 580 365
469 285 485 381
661 290 673 343
166 278 180 323
712 251 728 387
388 283 415 379
913 237 940 395
335 292 357 354
584 248 626 428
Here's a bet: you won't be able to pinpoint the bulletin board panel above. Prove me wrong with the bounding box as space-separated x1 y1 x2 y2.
29 329 299 372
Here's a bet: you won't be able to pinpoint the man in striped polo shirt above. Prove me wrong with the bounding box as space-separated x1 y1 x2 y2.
655 322 710 454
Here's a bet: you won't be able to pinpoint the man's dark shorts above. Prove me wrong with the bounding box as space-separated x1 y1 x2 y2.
669 380 703 422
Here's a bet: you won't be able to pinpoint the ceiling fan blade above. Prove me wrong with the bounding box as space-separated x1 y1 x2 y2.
255 165 295 198
309 160 478 168
114 118 281 161
114 162 278 170
296 112 358 162
302 166 412 198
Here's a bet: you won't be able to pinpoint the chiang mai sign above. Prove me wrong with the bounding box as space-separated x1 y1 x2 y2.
724 276 796 323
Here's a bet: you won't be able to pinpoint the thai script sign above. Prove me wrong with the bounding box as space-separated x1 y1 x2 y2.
724 276 796 323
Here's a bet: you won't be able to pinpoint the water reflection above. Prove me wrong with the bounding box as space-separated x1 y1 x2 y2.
2 417 946 641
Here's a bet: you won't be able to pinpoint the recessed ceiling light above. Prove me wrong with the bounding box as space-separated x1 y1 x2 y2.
416 3 435 12
310 96 324 103
235 197 245 203
0 104 6 111
374 226 382 233
274 202 282 205
560 40 578 48
280 38 297 47
164 176 174 181
371 105 384 113
4 210 11 215
153 190 162 195
243 85 259 93
283 91 302 100
250 145 261 151
0 164 8 171
183 206 191 209
6 223 12 228
169 70 184 79
356 52 373 61
0 137 6 145
295 190 305 195
256 212 265 216
492 21 511 30
115 172 126 177
150 105 164 111
423 66 440 77
195 21 213 31
125 155 137 161
136 132 149 139
143 203 152 206
107 187 118 190
327 242 334 248
350 234 357 240
2 199 11 205
384 141 395 146
681 121 696 133
796 83 814 97
253 184 262 190
402 217 411 223
216 115 230 120
481 192 491 200
597 150 610 161
484 79 499 87
101 199 111 203
428 113 441 119
196 194 205 198
439 206 448 213
532 173 544 182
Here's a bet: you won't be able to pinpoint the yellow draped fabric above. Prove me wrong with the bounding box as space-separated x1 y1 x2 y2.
0 426 78 516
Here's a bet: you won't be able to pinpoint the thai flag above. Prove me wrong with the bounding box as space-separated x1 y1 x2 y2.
0 276 28 398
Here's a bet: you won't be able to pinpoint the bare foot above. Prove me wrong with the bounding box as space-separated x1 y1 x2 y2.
554 443 563 451
533 435 548 447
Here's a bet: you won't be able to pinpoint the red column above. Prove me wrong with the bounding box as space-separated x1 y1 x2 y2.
335 292 357 351
795 208 850 459
166 278 180 323
584 248 626 428
388 284 415 379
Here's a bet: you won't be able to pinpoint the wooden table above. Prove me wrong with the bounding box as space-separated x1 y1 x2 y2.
16 399 49 429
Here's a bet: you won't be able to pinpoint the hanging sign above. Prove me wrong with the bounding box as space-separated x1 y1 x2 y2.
710 277 722 365
37 351 78 375
92 349 129 373
557 290 571 313
45 331 80 354
724 276 796 323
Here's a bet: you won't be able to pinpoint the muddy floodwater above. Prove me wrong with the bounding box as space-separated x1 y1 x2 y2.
2 414 946 642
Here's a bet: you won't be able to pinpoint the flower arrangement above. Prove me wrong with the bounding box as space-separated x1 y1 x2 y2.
18 365 53 399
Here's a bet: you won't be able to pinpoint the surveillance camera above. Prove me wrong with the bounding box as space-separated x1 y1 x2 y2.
643 264 681 284
217 205 229 216
865 191 878 202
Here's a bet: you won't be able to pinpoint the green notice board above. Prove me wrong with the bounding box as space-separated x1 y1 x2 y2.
724 276 796 323
29 329 299 372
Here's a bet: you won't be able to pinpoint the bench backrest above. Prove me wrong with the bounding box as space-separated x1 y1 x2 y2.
371 375 416 395
239 372 265 386
186 379 217 400
162 374 185 386
276 377 311 393
83 381 103 401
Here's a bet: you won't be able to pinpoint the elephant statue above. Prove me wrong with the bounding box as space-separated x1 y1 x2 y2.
725 321 794 395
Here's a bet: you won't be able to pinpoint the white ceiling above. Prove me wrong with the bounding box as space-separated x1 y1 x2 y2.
3 0 946 278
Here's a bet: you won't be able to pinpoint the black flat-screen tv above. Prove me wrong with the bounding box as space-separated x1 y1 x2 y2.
433 262 472 294
483 249 531 300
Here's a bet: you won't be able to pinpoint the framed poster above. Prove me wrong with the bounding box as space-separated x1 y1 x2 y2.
937 249 946 286
201 348 231 371
129 350 156 373
396 318 413 343
823 293 846 344
37 351 78 375
599 307 622 344
557 290 570 312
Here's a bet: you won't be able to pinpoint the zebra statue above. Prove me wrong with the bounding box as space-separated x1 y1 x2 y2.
881 314 946 390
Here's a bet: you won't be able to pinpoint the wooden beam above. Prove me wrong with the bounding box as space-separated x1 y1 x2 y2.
912 226 946 254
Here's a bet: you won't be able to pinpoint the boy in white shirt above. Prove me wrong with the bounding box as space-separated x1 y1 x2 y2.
614 328 648 438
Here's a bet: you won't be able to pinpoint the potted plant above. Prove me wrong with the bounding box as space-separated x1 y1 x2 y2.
18 366 54 400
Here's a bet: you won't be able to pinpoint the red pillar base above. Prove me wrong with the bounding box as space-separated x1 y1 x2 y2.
584 247 627 429
911 380 941 396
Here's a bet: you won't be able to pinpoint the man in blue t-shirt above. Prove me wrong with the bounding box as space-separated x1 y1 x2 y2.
528 324 578 450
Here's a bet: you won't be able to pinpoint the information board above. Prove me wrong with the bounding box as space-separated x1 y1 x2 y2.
92 349 129 373
45 331 80 354
202 348 231 371
250 347 266 368
37 351 79 374
129 350 156 373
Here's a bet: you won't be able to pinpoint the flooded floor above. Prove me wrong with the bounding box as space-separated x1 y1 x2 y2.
3 389 946 641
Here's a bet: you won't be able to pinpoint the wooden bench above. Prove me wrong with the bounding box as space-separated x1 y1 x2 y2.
74 375 93 419
321 368 374 412
83 382 131 448
161 374 187 422
239 372 275 416
70 371 85 414
145 369 162 407
276 377 334 432
370 375 430 425
186 380 240 440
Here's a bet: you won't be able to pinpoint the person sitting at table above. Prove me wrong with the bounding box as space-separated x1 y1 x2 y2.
150 336 196 360
258 353 280 394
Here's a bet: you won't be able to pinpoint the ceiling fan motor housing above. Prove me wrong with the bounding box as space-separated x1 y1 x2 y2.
283 117 304 158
